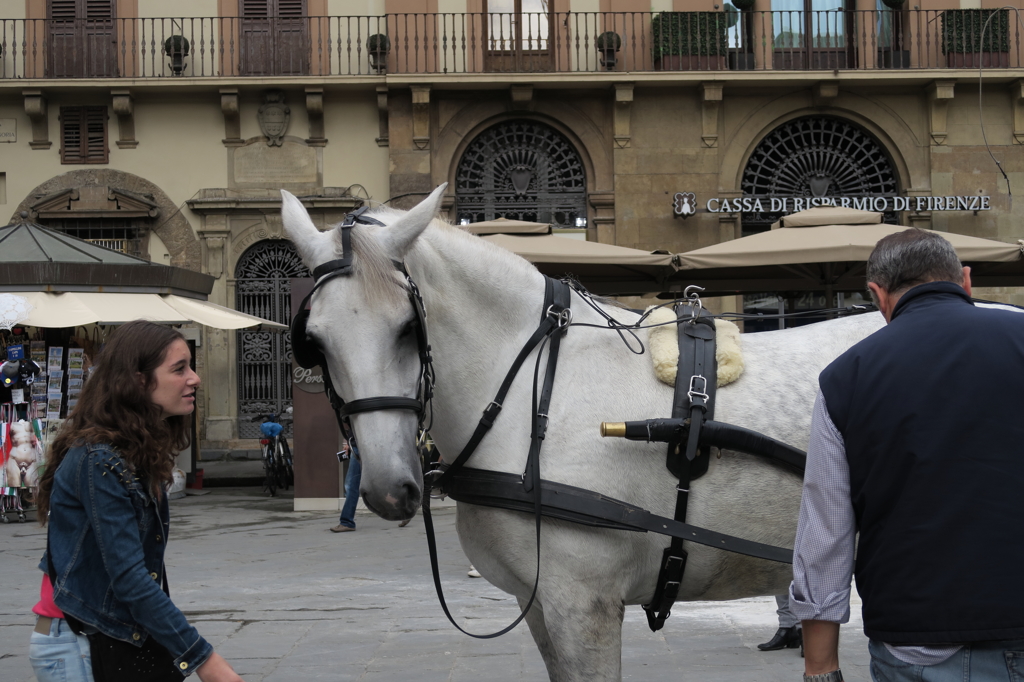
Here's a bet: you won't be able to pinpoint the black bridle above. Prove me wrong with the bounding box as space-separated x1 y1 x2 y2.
290 206 435 434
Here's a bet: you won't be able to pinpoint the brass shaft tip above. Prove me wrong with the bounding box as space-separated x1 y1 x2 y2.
600 422 626 438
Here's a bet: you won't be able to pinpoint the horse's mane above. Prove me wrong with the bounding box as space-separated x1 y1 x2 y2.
341 224 407 306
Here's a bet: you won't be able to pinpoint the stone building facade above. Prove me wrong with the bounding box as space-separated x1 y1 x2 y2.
1 0 1022 456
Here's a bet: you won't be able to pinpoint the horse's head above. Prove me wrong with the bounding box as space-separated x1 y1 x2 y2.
280 185 447 520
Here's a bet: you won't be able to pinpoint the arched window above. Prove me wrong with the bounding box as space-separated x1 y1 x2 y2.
741 115 898 233
455 120 587 227
740 115 899 330
235 240 309 438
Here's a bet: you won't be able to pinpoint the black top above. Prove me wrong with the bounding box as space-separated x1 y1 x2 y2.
820 281 1024 643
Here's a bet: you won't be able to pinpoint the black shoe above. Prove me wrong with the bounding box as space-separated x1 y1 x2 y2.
757 625 802 651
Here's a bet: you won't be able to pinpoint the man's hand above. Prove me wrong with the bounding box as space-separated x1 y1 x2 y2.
802 620 840 675
196 652 244 682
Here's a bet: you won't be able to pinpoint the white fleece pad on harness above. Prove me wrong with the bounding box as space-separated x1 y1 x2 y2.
646 307 744 387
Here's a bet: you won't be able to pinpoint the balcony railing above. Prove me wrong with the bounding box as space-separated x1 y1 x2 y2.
0 9 1019 79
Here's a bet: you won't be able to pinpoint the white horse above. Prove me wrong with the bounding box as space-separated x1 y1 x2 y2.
280 185 886 681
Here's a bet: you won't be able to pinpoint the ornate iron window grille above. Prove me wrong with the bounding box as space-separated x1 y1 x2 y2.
235 239 309 439
740 115 899 234
455 119 587 227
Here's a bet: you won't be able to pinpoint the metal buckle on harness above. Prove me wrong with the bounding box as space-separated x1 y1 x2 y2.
546 305 573 329
424 468 448 500
687 375 709 403
481 400 503 426
683 285 705 324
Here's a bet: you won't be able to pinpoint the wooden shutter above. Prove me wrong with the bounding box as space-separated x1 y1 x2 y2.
241 0 272 17
277 0 303 17
85 107 107 162
275 0 307 75
61 106 108 164
240 0 273 75
48 0 80 77
84 0 114 18
239 0 307 75
48 0 116 77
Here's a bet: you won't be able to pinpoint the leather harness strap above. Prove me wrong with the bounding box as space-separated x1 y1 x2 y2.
442 469 794 564
422 277 572 639
643 303 718 631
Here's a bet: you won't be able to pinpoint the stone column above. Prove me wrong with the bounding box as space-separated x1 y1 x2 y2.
752 0 772 70
389 89 433 210
198 214 236 445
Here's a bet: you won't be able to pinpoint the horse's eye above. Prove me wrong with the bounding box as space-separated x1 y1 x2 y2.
398 319 417 339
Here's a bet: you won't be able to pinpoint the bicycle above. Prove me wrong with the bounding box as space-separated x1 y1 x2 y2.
252 411 294 496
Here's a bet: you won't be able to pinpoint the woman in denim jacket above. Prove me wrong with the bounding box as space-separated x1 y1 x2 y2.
32 320 244 682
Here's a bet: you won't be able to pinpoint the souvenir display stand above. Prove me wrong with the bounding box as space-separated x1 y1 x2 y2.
0 322 110 521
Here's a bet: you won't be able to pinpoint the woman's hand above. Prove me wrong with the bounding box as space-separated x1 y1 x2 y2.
196 652 244 682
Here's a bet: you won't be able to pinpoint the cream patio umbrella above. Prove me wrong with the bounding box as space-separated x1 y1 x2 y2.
669 207 1024 296
5 291 286 330
475 232 676 296
460 217 552 235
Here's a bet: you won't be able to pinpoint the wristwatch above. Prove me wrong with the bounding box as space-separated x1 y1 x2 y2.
803 670 843 682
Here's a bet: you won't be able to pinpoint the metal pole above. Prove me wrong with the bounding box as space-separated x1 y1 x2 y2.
778 295 785 330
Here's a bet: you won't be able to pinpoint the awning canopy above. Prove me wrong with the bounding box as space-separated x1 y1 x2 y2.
481 233 676 295
461 217 551 235
670 209 1024 295
0 220 215 296
0 220 282 329
1 292 286 330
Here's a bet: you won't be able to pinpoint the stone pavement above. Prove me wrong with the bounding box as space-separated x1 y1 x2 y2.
0 487 871 681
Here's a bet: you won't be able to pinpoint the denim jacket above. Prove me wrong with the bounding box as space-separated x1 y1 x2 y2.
40 443 213 676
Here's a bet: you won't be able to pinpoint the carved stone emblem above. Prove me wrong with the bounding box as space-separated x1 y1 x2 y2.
258 90 290 147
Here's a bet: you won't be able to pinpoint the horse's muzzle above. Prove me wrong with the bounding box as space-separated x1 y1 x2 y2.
363 480 422 521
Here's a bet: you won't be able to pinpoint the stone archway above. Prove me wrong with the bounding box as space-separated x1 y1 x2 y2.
13 169 200 270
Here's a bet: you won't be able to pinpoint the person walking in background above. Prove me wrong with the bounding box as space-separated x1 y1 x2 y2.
794 229 1024 682
758 594 802 652
331 433 360 533
32 320 243 682
331 426 411 533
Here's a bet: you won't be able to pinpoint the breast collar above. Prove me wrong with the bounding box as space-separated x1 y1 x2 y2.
289 206 435 434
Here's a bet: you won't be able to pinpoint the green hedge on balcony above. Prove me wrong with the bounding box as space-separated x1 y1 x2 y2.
652 12 730 59
941 9 1009 54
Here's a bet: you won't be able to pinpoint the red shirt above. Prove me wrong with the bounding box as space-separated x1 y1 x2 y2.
33 573 64 618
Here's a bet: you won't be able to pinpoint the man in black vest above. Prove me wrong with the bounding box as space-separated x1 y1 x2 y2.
789 229 1024 682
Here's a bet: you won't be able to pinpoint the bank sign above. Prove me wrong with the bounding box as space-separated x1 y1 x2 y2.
673 193 992 217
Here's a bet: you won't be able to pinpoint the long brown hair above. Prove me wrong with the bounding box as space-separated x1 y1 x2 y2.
36 321 193 522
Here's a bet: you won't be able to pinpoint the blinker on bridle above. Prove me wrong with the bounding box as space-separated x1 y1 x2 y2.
290 205 435 431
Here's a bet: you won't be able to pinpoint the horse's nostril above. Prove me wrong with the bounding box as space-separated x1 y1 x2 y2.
403 481 419 501
402 481 421 509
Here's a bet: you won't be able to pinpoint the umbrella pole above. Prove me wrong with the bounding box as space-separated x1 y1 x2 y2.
824 263 834 321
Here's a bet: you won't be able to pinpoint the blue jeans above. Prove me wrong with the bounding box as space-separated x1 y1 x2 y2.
869 638 1024 682
29 617 94 682
338 456 361 529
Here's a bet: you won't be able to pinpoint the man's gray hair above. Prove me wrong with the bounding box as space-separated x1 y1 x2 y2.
866 228 963 294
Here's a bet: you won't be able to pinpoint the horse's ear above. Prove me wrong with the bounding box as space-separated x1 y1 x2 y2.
380 183 448 258
280 190 335 269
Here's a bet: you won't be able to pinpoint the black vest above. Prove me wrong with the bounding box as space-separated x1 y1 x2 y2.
819 282 1024 644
